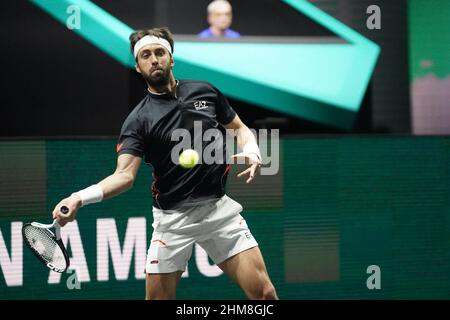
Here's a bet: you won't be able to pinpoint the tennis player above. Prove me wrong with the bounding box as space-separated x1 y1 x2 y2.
52 27 278 300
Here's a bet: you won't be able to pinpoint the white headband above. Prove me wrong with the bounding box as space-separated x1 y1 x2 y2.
133 35 172 58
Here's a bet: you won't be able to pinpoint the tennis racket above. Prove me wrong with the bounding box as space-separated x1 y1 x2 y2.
22 206 70 273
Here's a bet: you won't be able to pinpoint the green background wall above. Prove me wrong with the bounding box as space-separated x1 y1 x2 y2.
409 0 450 134
1 137 449 299
409 0 450 80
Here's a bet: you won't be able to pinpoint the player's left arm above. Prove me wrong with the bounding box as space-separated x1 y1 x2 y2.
224 114 262 183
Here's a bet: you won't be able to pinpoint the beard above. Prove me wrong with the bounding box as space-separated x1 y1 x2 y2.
144 66 171 87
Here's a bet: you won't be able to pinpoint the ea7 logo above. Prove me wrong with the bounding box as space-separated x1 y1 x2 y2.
194 101 208 110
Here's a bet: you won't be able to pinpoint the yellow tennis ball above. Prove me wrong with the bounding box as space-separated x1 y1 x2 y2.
179 149 199 169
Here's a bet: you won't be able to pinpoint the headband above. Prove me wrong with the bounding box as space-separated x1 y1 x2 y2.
133 35 172 58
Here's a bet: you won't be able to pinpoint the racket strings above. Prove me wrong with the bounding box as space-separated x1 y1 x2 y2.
23 225 66 269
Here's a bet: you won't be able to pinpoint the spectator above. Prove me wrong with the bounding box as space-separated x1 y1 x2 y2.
198 0 240 38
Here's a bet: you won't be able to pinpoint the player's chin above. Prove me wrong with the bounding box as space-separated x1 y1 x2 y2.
147 74 168 86
151 69 163 76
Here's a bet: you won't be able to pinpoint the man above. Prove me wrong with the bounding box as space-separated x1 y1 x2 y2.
198 0 240 38
52 27 277 300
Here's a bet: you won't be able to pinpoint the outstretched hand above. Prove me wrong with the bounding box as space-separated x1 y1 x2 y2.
231 152 261 183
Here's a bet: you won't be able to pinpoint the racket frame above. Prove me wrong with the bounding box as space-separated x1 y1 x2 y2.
22 219 70 273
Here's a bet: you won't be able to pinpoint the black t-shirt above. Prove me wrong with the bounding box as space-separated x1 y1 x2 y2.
117 80 236 210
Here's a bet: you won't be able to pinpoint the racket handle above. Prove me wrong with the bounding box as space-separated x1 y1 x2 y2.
61 206 69 214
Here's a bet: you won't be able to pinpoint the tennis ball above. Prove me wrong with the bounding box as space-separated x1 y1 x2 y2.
179 149 199 169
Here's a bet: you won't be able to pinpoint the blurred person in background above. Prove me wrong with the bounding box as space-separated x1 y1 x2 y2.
198 0 240 38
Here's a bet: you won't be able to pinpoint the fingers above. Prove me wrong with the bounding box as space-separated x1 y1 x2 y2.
232 153 262 184
246 164 258 184
57 217 67 227
52 203 64 220
53 206 70 226
237 164 259 183
56 217 70 227
51 197 80 227
55 213 73 227
52 207 58 219
237 167 252 178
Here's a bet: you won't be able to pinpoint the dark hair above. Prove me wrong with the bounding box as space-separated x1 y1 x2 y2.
129 27 174 58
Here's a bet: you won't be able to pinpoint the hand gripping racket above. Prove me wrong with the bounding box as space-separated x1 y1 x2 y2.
22 206 70 273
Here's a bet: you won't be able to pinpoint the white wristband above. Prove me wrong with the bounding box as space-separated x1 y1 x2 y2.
243 141 262 161
73 184 104 207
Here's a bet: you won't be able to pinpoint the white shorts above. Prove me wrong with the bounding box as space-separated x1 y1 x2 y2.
145 194 259 274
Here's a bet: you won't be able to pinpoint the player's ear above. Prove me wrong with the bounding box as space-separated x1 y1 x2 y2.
135 63 142 74
170 57 175 68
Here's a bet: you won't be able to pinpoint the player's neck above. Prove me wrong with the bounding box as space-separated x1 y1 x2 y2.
147 76 177 97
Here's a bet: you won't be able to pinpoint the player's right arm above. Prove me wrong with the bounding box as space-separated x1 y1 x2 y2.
52 153 142 226
98 154 142 199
